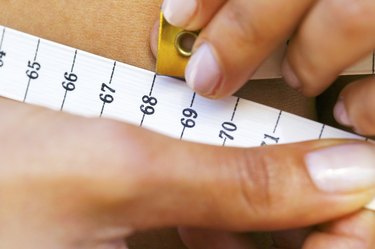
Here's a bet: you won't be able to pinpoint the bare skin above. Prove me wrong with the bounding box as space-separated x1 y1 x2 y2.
0 1 374 249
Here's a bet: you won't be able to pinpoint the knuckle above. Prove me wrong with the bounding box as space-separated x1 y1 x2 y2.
235 149 280 217
81 119 136 168
327 0 373 35
82 120 143 196
224 1 270 47
88 119 135 148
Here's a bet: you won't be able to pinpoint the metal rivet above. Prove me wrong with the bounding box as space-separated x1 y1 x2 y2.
175 31 198 57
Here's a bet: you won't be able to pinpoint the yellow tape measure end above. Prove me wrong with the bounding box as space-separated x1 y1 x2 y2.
156 12 199 78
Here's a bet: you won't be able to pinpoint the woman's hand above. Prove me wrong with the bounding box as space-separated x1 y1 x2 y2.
161 0 375 100
160 1 375 248
0 97 374 248
179 211 375 249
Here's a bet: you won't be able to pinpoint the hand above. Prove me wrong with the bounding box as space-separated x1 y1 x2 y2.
160 0 375 100
179 211 375 249
158 1 375 248
0 97 374 248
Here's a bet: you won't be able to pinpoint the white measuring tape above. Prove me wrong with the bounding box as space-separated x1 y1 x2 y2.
0 26 373 211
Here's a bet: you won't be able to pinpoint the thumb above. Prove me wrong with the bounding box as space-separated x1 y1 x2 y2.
182 0 313 98
127 139 375 231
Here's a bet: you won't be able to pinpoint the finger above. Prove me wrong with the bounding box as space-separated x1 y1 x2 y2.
333 76 375 135
126 139 375 231
161 0 226 30
0 99 140 245
150 20 159 58
178 228 255 249
283 0 375 96
4 99 375 234
184 0 315 99
271 228 312 249
303 210 375 249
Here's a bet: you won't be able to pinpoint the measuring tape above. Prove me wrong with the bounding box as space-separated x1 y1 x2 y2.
0 26 373 210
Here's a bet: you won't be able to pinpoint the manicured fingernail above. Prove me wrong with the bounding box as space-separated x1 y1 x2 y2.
367 200 375 210
162 0 197 27
281 58 301 90
333 99 352 127
306 144 375 193
185 43 222 96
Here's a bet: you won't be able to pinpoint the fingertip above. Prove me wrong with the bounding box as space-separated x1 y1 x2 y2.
185 43 223 97
281 57 302 91
150 20 159 59
304 210 375 249
162 0 197 27
305 143 375 194
337 77 375 135
333 99 353 127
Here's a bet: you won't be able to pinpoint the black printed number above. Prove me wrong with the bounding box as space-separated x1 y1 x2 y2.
0 51 6 67
140 95 158 115
26 61 41 80
261 134 280 146
99 83 116 104
62 72 78 91
181 108 198 128
219 122 237 140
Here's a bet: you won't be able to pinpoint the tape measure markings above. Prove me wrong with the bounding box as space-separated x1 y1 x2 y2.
23 38 41 102
61 49 78 111
273 110 283 134
99 61 117 117
318 124 325 139
0 25 373 210
0 27 364 145
260 110 282 146
221 97 240 146
140 73 158 127
0 28 5 69
180 92 197 140
0 27 5 52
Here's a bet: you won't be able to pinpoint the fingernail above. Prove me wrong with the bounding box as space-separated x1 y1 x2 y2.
333 99 352 127
185 43 222 96
162 0 197 27
281 58 301 90
306 144 375 193
367 200 375 210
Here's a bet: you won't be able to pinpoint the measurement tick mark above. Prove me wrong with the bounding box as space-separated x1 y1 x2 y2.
0 28 6 50
319 124 326 139
149 74 157 96
231 98 240 122
33 39 40 61
108 61 117 84
70 50 78 73
190 93 196 108
273 110 282 134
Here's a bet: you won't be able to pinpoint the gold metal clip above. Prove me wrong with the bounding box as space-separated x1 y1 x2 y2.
156 12 199 78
